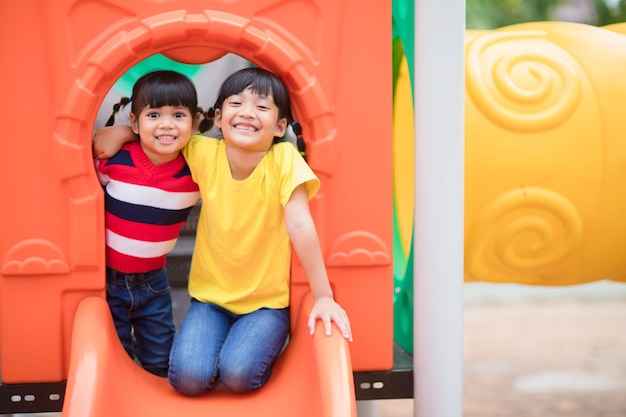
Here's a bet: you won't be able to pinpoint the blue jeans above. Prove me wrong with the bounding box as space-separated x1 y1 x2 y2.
106 266 175 377
168 299 290 395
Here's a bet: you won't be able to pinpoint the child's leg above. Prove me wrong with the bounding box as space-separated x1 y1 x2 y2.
132 268 176 377
219 307 290 393
105 267 135 358
168 299 230 396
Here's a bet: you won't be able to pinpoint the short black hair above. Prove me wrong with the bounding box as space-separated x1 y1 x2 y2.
213 67 292 121
131 70 198 117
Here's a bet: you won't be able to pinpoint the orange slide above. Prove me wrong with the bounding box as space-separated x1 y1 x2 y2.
63 294 355 417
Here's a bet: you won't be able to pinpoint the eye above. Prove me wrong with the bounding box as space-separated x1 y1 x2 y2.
146 112 159 119
256 97 274 111
225 95 243 107
174 112 187 119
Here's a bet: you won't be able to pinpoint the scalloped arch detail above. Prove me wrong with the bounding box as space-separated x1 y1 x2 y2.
2 239 70 276
326 231 391 267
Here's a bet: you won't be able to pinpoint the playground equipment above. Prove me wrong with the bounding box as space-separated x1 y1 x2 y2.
465 21 626 286
0 0 392 415
3 0 626 415
393 20 626 355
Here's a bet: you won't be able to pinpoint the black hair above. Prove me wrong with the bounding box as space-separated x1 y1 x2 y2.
213 67 292 122
104 97 130 127
290 119 307 162
130 70 198 118
197 106 215 133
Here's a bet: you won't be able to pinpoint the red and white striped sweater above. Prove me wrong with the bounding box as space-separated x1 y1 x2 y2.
96 141 200 273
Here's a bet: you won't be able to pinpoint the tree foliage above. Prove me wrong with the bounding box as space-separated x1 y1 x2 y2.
591 0 626 24
466 0 625 29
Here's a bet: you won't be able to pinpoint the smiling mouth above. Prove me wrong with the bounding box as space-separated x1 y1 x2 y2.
235 124 257 133
156 135 176 143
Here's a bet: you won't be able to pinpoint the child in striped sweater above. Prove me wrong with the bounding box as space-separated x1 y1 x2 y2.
94 70 200 376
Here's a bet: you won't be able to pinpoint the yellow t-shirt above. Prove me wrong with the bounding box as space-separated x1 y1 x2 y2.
183 135 320 314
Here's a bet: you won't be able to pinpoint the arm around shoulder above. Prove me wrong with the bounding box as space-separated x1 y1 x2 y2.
93 125 136 159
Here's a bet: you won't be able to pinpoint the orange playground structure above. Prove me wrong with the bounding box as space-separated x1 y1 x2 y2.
0 0 392 416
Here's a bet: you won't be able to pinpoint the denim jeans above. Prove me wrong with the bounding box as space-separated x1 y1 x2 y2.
106 266 175 377
168 299 290 395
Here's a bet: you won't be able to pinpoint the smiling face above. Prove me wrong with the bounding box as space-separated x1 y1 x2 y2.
131 105 199 164
214 87 287 152
127 70 200 165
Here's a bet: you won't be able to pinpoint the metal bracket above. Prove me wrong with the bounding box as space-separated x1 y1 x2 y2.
0 381 66 414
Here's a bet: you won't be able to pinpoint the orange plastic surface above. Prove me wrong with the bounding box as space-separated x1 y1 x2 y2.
0 0 393 391
62 294 355 417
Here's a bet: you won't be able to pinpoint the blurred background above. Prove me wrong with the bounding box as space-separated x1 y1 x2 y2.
462 1 626 415
467 0 626 29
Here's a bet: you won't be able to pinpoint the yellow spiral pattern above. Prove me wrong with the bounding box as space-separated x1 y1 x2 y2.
466 187 583 284
466 30 582 132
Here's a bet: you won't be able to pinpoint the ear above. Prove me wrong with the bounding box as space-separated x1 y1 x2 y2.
130 113 140 135
213 108 222 129
274 117 287 138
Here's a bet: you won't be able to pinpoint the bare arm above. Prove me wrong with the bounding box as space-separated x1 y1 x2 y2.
284 184 352 341
92 125 136 159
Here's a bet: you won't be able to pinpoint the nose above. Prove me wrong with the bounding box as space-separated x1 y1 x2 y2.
159 114 175 127
238 102 255 117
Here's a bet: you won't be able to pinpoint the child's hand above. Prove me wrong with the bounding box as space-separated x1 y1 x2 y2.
92 126 135 159
308 296 353 342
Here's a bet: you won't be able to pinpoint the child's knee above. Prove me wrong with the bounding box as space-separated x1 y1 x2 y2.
168 363 215 396
220 363 271 393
